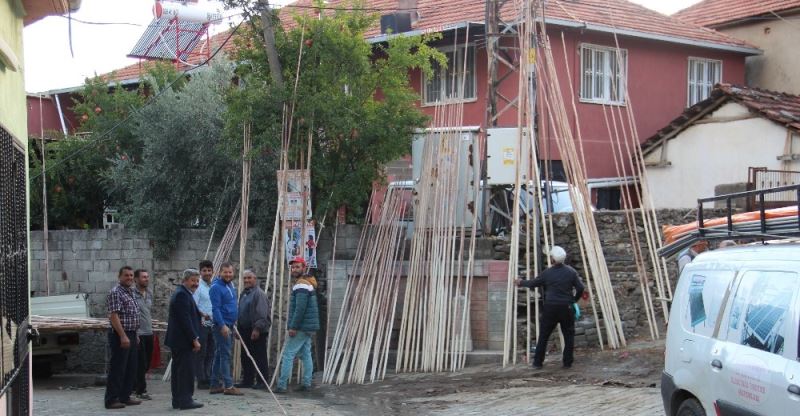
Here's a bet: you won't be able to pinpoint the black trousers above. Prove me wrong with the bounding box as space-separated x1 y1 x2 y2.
238 326 268 385
171 348 196 408
105 330 138 406
533 303 576 367
194 325 214 384
135 334 154 394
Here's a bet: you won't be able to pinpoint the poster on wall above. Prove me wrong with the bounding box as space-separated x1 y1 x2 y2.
277 169 312 221
284 220 317 268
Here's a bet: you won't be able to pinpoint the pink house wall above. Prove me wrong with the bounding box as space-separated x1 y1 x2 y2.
408 27 747 179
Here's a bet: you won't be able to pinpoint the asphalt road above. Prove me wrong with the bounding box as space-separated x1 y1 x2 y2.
33 373 663 415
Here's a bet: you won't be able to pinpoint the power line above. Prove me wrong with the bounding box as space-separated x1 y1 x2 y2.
30 18 246 181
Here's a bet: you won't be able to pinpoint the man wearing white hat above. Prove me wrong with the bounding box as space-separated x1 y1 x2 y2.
516 246 585 369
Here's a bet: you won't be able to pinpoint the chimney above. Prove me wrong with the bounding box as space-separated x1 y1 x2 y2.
398 0 419 26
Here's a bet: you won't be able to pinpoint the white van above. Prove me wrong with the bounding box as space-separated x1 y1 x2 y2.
661 242 800 416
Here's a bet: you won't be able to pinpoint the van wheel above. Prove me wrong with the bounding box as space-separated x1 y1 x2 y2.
676 398 705 416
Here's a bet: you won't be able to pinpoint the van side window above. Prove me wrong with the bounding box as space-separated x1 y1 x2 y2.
681 271 734 337
723 271 799 356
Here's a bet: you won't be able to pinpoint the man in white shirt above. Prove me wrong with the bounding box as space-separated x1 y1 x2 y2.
192 260 215 389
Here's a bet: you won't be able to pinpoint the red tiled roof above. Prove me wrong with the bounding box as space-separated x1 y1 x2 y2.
280 0 755 48
673 0 800 28
642 83 800 154
104 0 756 83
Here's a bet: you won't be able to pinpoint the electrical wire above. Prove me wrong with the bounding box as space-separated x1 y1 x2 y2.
29 18 246 181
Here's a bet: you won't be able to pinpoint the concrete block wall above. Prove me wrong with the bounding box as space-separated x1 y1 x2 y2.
30 228 272 373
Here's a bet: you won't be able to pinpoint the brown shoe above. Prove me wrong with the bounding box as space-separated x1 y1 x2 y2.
105 401 125 409
209 387 225 394
122 398 142 406
223 387 244 396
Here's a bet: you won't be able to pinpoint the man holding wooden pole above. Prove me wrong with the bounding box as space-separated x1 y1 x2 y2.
275 256 320 394
515 246 584 369
235 269 272 390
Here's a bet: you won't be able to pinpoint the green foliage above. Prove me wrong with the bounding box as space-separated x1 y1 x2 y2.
28 62 192 232
106 61 246 257
29 137 109 229
229 0 444 221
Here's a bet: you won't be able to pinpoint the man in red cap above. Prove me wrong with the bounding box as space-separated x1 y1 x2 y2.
275 256 320 393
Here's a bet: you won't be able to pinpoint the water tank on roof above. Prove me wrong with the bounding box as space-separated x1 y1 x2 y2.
153 0 222 24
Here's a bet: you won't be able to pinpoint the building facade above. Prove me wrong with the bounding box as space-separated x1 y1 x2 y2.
674 0 800 94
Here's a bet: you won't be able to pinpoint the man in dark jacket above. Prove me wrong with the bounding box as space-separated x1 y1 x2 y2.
165 269 203 410
235 269 272 389
516 246 585 369
276 256 320 393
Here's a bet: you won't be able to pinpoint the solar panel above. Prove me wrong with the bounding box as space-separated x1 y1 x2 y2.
688 283 706 327
745 304 785 343
128 16 208 62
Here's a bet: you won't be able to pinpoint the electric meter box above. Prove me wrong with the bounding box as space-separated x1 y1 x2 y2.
486 127 531 185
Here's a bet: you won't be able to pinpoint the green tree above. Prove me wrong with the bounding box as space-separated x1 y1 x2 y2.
106 61 248 258
29 62 186 230
228 0 444 222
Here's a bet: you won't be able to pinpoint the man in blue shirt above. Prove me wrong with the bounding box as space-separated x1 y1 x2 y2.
192 260 215 389
208 262 244 396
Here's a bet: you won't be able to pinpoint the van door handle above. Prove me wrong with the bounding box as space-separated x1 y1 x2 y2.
711 359 723 369
789 385 800 396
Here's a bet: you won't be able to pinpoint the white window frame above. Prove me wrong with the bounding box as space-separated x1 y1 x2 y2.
579 43 627 105
422 44 477 106
687 57 722 107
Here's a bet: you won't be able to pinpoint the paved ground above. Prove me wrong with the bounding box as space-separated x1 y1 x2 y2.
33 340 666 415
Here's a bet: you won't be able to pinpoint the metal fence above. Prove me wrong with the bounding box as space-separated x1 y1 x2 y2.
748 167 800 209
0 126 30 416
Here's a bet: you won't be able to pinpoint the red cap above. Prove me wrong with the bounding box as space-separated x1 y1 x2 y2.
289 256 306 266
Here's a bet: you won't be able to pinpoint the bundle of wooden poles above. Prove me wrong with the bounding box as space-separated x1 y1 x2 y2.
395 26 480 374
500 0 676 359
322 187 410 384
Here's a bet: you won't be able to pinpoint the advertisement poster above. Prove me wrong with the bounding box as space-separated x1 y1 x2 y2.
277 169 312 221
284 221 317 268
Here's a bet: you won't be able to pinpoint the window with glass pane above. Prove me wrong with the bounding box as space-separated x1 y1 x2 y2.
424 45 476 104
687 58 721 106
723 271 798 356
579 44 626 104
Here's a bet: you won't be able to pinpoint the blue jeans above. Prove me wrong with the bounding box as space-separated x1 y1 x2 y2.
210 326 233 388
277 331 314 389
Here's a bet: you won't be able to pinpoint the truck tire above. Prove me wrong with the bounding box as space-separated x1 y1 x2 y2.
676 398 705 416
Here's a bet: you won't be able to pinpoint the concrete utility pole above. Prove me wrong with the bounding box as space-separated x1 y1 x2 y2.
257 0 284 90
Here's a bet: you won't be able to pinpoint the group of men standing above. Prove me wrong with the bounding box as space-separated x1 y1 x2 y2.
103 255 321 410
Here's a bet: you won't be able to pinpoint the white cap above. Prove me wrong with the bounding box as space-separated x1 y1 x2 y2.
550 246 567 263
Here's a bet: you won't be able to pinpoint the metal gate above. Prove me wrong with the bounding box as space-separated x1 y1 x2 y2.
0 126 31 416
748 167 800 210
